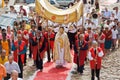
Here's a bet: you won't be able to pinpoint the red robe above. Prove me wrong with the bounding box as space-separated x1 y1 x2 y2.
22 30 29 46
13 40 26 64
88 47 104 69
32 35 47 60
75 40 88 66
32 37 38 61
29 32 34 53
85 31 94 48
98 33 106 51
29 31 37 60
75 33 80 40
44 32 55 51
94 33 99 41
39 36 47 59
84 32 89 42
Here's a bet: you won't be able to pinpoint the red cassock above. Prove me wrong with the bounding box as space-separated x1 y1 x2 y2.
32 37 38 61
94 33 99 41
88 47 104 69
98 33 106 51
44 32 55 51
99 33 105 51
13 41 25 64
75 33 80 40
39 36 47 59
84 32 89 42
29 32 34 56
74 40 88 66
22 30 29 46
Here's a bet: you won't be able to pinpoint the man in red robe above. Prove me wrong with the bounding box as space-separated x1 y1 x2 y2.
11 34 27 78
29 25 36 59
22 30 29 65
36 31 46 71
88 41 104 80
75 34 88 74
44 27 55 62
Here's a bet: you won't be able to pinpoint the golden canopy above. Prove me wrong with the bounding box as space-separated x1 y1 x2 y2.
35 0 83 24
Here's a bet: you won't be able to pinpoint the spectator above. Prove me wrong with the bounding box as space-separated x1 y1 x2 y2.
0 27 2 40
9 6 17 14
28 7 34 18
6 26 14 42
9 70 23 80
103 25 112 54
0 63 6 80
117 22 120 48
113 7 120 21
19 6 27 16
1 33 10 56
0 49 8 65
95 1 99 12
103 8 112 20
111 25 118 50
22 20 31 31
4 55 21 80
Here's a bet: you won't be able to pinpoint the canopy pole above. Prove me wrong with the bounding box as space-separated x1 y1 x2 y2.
82 3 84 29
47 19 51 57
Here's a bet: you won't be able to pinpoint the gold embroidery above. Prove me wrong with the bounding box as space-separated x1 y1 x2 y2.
57 37 64 48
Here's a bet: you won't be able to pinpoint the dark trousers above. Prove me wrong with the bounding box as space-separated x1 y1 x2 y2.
77 56 84 73
91 65 100 80
18 55 23 78
47 46 51 62
70 40 75 49
24 53 27 64
29 44 32 58
36 52 43 70
4 73 10 80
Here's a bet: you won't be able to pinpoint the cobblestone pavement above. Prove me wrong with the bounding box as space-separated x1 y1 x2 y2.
70 48 120 80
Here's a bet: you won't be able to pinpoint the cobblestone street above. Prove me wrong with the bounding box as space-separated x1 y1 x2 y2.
70 48 120 80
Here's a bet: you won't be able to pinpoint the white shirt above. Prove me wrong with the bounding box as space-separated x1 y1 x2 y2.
111 29 118 39
85 23 92 30
64 27 68 33
113 11 120 21
4 61 21 74
91 19 98 27
54 27 59 33
109 22 115 29
103 11 112 18
9 78 23 80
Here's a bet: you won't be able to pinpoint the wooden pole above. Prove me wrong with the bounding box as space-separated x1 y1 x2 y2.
82 3 84 29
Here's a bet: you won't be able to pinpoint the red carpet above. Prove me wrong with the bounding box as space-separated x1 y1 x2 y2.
34 62 72 80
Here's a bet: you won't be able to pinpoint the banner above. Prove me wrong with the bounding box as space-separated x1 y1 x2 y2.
2 0 4 8
35 0 83 24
